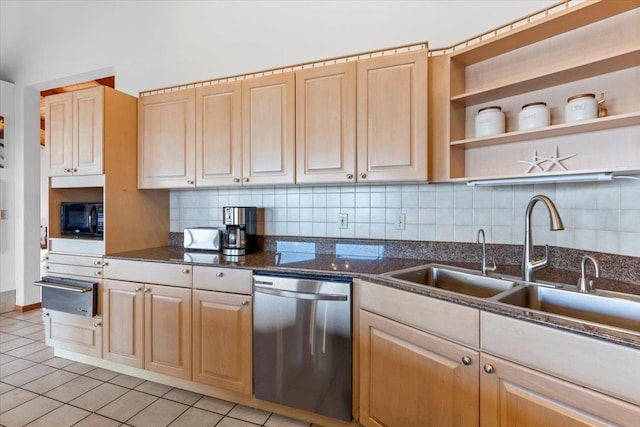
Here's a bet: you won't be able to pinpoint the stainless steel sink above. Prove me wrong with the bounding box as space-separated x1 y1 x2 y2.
497 285 640 333
383 264 517 298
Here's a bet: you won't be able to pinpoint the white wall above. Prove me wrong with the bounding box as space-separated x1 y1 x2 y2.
0 0 617 305
0 81 15 293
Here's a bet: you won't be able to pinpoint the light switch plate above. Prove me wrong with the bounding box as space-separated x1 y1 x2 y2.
339 213 348 229
395 213 406 230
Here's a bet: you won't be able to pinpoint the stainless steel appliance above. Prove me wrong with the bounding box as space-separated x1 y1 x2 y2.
222 206 257 256
253 272 352 421
34 276 98 317
60 202 104 238
183 227 223 251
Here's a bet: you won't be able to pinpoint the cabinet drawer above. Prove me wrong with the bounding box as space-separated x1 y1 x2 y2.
358 280 479 347
104 258 192 288
44 310 102 358
44 253 104 267
481 312 640 406
193 266 252 294
44 263 103 279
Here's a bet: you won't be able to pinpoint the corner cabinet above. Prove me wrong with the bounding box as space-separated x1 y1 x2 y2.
45 86 104 176
357 50 428 182
242 72 296 185
430 2 640 182
138 89 196 189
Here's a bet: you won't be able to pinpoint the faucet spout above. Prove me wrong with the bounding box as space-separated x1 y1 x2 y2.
476 228 496 276
523 195 564 282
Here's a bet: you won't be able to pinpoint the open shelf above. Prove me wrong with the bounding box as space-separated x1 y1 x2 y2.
450 48 640 106
449 1 638 66
450 112 640 149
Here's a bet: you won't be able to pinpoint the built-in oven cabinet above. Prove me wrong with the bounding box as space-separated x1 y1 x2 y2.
43 310 102 359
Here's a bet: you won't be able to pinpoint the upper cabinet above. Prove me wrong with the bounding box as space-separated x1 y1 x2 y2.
242 72 296 186
196 82 242 187
430 2 640 182
357 50 428 182
296 62 357 184
46 86 104 176
138 89 196 189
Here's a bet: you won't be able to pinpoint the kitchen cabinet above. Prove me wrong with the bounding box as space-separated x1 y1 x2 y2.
242 72 296 185
359 310 479 427
138 88 196 189
44 310 102 359
430 2 640 182
357 50 428 182
296 62 357 184
45 86 104 176
195 82 243 187
480 354 640 426
102 279 144 368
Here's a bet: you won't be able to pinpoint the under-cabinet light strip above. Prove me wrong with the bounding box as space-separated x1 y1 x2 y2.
466 172 614 187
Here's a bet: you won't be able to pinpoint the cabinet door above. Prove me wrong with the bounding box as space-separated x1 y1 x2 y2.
103 279 144 368
138 89 196 189
357 50 428 182
44 310 102 358
144 284 192 380
296 62 357 184
480 354 640 427
242 72 295 185
192 290 252 394
195 82 242 186
45 92 73 176
359 310 479 427
73 86 104 175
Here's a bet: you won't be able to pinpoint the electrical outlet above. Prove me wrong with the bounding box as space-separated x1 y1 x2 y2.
0 210 7 220
339 213 348 229
394 213 406 230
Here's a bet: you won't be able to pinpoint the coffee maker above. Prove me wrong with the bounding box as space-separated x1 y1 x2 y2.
222 207 258 256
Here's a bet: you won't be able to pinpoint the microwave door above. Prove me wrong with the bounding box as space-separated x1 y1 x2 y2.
88 205 97 235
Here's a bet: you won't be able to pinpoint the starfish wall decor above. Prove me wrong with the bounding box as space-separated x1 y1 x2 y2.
518 145 577 174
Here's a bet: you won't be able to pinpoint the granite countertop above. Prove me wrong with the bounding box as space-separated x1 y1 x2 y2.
106 245 640 351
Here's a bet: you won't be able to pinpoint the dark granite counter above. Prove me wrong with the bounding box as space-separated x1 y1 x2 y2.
107 240 640 351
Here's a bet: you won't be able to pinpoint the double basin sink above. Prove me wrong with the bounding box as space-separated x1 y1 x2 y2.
382 264 640 334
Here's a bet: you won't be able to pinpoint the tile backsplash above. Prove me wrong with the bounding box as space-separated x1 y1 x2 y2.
170 179 640 257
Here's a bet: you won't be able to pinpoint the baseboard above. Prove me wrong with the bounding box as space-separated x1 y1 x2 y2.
14 302 42 312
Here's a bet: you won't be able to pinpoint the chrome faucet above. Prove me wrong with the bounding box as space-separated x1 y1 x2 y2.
522 195 564 282
577 255 599 293
476 229 496 276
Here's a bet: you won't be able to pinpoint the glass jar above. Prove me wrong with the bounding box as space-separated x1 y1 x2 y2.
518 102 550 131
565 93 598 123
475 106 505 138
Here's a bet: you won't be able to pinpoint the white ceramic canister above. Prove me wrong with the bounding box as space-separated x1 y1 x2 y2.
518 102 550 131
565 93 598 123
475 106 505 137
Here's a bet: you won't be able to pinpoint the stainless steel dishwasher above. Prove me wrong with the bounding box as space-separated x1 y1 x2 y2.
253 272 352 422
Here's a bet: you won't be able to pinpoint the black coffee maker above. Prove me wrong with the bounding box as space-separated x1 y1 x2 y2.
222 207 258 256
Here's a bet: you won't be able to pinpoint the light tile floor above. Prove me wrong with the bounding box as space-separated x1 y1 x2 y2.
0 307 315 427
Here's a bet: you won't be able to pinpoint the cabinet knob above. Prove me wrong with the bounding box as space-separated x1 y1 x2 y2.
72 168 78 173
94 260 102 266
216 272 224 278
64 168 69 173
43 256 49 261
483 364 495 374
43 265 49 270
359 172 367 179
103 261 109 267
233 178 240 183
187 179 195 185
135 287 142 293
94 271 101 276
243 178 249 183
94 321 102 328
144 288 151 293
462 356 472 366
43 312 50 318
182 268 190 274
241 300 249 306
346 173 354 180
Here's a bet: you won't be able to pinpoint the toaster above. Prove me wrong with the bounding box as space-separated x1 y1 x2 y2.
183 227 223 251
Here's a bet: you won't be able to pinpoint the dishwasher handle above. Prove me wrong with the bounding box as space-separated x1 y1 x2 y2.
254 286 348 301
34 280 91 293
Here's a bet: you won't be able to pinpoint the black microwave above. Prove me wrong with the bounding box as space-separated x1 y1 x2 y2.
60 202 104 238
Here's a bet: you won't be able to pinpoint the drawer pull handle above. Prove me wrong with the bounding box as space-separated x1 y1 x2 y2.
462 356 472 366
43 265 49 270
94 321 102 328
94 260 102 266
103 261 109 266
241 300 249 306
216 272 224 278
483 364 495 374
182 269 190 274
94 271 101 276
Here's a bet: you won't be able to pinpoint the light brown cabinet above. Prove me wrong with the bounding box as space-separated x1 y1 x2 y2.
296 62 357 184
102 279 144 368
480 354 640 427
138 89 196 189
44 310 102 358
192 290 252 394
357 50 428 182
359 309 479 427
195 82 243 187
242 72 296 185
45 86 104 176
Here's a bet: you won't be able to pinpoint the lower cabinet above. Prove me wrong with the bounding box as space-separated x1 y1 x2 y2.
102 279 192 380
358 309 479 427
192 290 252 394
44 310 102 358
480 354 640 427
